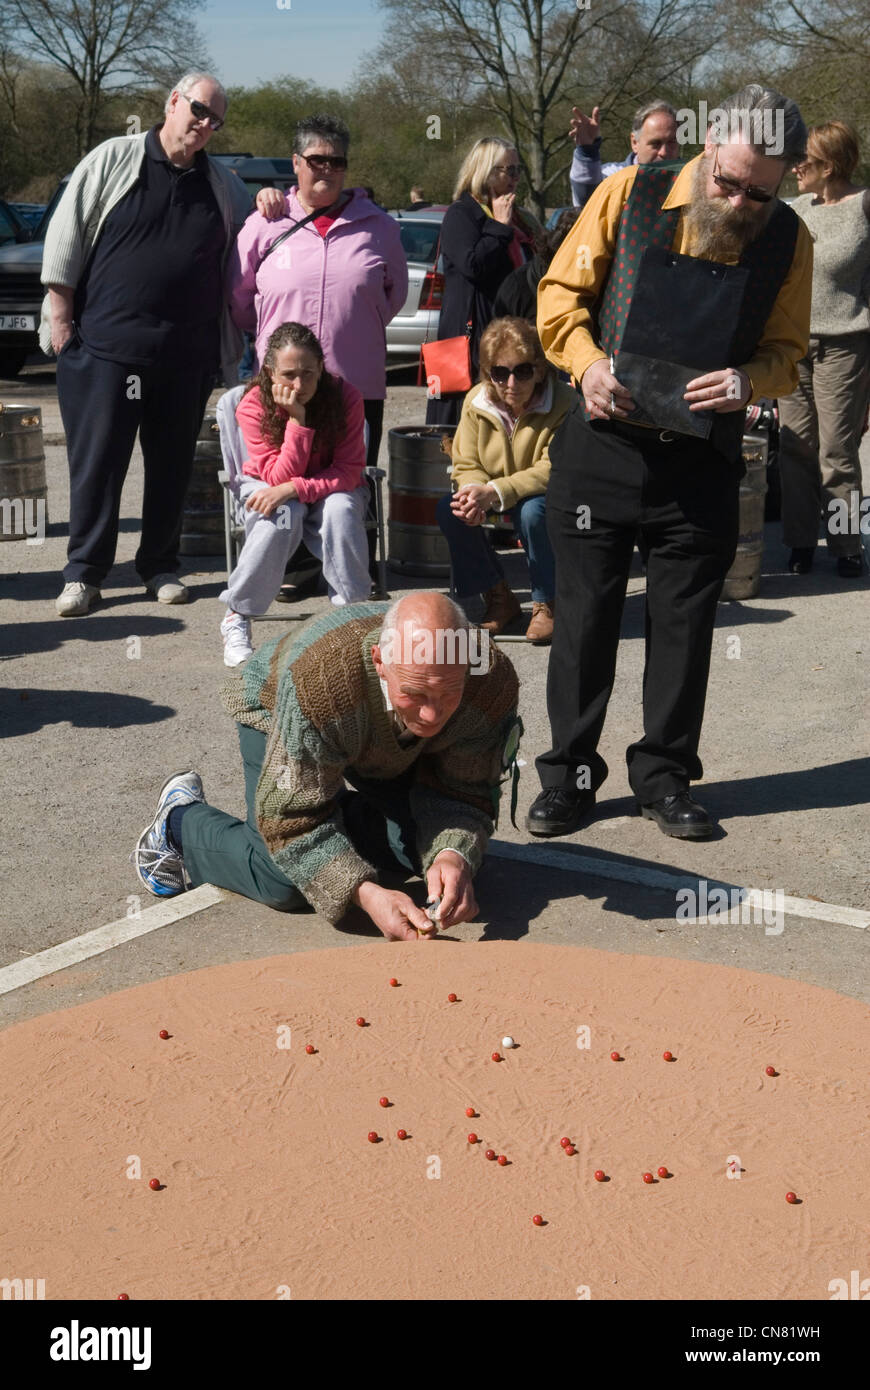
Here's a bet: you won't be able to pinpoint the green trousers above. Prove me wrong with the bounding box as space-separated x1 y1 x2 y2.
180 723 421 913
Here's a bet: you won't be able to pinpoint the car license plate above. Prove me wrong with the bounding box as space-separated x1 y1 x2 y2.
0 314 35 331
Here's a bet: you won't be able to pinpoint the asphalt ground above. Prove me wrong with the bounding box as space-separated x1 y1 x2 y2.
1 360 867 1030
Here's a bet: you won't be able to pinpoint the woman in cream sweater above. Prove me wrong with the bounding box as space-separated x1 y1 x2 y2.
780 120 870 577
436 316 575 644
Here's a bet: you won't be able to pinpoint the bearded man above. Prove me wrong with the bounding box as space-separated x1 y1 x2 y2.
527 84 812 840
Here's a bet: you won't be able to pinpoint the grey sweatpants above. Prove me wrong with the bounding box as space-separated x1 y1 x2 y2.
221 477 371 614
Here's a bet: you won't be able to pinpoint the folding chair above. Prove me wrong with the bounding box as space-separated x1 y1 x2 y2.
216 386 388 598
216 385 248 578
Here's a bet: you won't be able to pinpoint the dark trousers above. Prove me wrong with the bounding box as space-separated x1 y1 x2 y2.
179 724 422 913
536 411 740 804
425 392 463 428
57 337 214 586
363 398 385 580
363 398 384 471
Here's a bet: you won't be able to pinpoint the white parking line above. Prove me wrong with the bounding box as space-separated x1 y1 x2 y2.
2 839 866 1005
487 840 870 930
0 885 226 999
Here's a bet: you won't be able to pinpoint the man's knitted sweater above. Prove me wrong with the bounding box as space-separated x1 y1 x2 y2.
220 601 520 923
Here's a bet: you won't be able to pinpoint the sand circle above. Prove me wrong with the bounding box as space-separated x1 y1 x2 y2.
1 941 865 1300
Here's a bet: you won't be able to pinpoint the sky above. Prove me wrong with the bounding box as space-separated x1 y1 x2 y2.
200 0 388 91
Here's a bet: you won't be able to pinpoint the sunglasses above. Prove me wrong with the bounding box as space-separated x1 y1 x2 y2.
493 164 522 177
180 93 224 131
489 362 536 384
299 153 348 172
711 150 775 204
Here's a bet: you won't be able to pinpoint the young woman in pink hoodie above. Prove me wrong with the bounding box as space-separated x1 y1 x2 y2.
219 321 370 667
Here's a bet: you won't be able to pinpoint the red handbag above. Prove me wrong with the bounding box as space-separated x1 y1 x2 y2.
420 320 473 396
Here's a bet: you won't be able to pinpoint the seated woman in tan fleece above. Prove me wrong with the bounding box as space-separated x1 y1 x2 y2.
436 315 575 644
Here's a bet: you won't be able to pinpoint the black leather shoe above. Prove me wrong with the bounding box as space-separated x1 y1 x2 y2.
526 787 595 837
836 553 864 578
639 792 713 839
788 547 815 574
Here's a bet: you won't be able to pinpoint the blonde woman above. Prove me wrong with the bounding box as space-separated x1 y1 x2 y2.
426 137 537 427
437 317 574 643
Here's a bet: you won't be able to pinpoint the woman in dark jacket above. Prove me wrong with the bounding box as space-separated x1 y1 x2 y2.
493 207 582 322
426 137 537 426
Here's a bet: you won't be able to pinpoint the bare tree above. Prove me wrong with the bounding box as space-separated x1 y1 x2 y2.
376 0 722 217
0 0 212 157
740 0 870 61
712 0 870 148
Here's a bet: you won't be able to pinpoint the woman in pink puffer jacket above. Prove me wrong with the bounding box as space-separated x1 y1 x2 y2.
226 114 408 473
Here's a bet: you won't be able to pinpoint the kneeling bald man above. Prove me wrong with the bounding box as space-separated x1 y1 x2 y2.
135 593 521 940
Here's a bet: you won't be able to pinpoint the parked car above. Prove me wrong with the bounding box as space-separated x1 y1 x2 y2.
0 182 71 376
0 199 33 247
8 202 46 231
386 206 446 362
209 154 295 199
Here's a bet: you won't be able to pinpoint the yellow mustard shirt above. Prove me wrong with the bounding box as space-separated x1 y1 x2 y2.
450 376 577 511
537 154 813 403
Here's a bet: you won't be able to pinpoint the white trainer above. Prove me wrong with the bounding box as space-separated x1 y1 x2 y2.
146 574 189 603
56 581 100 616
133 770 205 897
221 609 253 667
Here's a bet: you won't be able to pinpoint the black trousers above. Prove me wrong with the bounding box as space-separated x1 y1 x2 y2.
363 398 385 580
363 398 384 471
536 408 740 804
57 337 215 587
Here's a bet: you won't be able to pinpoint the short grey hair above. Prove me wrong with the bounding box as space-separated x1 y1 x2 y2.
166 72 227 117
632 100 677 133
709 84 806 163
294 113 350 157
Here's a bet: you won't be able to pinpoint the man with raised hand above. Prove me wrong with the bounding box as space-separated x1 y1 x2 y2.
569 100 680 208
134 593 521 940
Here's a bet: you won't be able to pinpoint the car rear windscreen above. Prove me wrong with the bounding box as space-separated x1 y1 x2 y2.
398 221 440 264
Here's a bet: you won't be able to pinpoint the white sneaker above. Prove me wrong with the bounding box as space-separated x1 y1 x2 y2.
221 609 253 667
56 581 100 616
146 574 189 603
133 770 205 897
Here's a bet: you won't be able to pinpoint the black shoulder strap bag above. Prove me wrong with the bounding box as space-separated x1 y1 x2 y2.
256 192 352 269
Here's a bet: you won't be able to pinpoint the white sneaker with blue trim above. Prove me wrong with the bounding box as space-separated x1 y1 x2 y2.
134 771 204 897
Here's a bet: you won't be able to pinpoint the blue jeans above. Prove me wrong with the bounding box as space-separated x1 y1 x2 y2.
436 491 555 603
